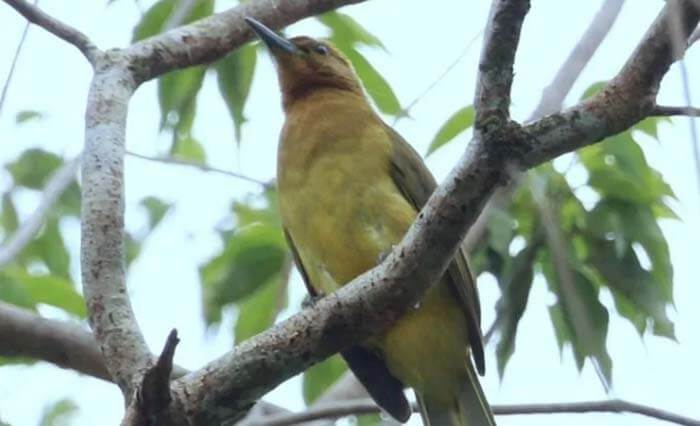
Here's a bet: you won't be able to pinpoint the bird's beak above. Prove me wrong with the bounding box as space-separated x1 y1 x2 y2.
245 17 299 55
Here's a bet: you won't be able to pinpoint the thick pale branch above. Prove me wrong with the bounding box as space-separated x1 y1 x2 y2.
0 301 109 380
255 398 700 426
473 0 530 126
1 0 100 64
81 57 149 399
0 156 80 269
125 0 367 84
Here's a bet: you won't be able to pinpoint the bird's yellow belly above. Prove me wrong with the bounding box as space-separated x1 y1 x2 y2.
279 161 469 401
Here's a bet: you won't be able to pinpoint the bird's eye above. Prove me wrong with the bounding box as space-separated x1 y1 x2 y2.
314 44 329 55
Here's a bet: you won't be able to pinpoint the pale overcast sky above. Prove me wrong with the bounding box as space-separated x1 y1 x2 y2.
0 1 699 425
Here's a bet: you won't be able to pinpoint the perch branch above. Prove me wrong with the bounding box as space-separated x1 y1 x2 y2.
255 398 700 426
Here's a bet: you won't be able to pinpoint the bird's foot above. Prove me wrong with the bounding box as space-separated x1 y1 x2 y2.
376 245 396 264
302 293 324 309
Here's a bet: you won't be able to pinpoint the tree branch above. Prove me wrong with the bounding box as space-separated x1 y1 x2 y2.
465 0 626 254
0 0 37 116
0 301 110 381
254 398 700 426
0 302 189 383
1 0 100 65
652 104 700 116
81 60 148 399
125 0 367 84
126 151 270 187
473 0 530 126
529 0 625 119
0 156 79 269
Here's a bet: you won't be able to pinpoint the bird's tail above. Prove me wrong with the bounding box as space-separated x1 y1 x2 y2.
415 363 496 426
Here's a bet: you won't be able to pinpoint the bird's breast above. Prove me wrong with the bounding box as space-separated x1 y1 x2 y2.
277 99 414 293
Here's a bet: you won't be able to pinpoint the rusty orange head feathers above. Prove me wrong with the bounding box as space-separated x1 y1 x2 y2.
245 17 362 109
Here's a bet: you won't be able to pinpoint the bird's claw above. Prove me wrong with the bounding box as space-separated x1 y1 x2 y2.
377 245 396 264
302 293 324 309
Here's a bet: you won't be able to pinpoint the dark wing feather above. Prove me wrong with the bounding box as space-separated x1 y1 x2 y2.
283 228 411 421
385 124 486 375
284 228 317 297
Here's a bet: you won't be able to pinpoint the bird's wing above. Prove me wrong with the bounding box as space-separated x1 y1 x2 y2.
284 228 317 297
385 124 486 375
283 228 411 421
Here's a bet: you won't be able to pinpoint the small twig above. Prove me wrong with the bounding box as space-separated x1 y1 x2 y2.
391 29 482 126
528 0 625 120
256 398 700 426
2 0 100 65
668 0 700 196
652 105 700 116
0 0 38 117
0 156 79 268
126 150 270 187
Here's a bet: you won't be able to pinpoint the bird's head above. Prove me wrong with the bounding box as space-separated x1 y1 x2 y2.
245 17 363 109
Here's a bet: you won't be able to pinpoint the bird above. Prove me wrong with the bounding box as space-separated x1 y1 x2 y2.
245 17 496 426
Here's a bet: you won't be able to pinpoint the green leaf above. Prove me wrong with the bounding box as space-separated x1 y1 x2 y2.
3 267 85 317
201 224 286 325
22 218 71 279
234 269 288 343
588 239 674 338
542 250 612 384
171 134 206 163
426 106 474 156
141 196 172 229
580 81 607 100
232 189 281 228
318 11 385 50
340 47 402 116
124 232 142 267
132 0 176 41
132 0 213 42
357 414 383 426
486 207 514 256
493 241 538 377
0 273 36 310
15 110 43 124
216 44 258 142
6 149 62 189
2 194 18 234
635 116 671 140
39 398 79 426
579 132 675 205
302 355 347 404
57 182 81 217
159 66 206 131
137 0 214 137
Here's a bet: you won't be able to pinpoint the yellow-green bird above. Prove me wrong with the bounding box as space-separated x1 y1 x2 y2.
246 17 495 426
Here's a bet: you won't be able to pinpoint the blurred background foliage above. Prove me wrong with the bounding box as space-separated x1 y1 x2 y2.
0 0 679 423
